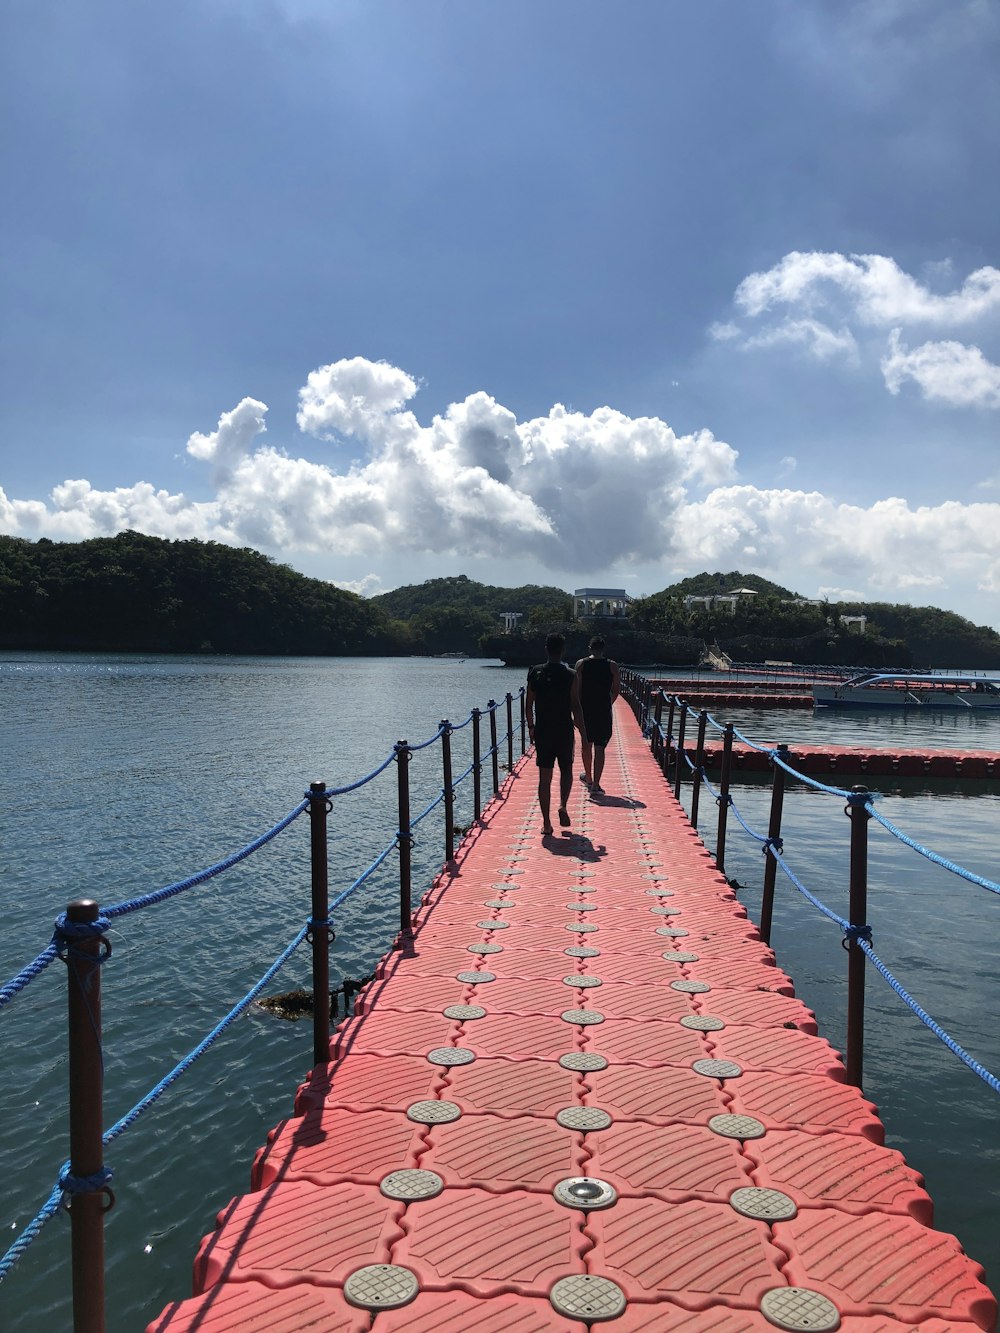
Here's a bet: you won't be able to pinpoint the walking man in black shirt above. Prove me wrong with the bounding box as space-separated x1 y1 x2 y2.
575 636 620 794
525 632 587 836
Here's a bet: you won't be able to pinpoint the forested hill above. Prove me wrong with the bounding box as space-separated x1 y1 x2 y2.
0 532 397 655
372 574 571 621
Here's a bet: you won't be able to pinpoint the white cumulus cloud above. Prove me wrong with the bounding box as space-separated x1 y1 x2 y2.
735 252 1000 326
881 330 1000 408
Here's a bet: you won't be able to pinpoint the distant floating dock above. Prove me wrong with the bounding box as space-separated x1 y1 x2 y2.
149 702 997 1332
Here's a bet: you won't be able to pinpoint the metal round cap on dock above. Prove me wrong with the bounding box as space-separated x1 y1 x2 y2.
483 899 515 909
553 1176 617 1210
680 1014 725 1031
344 1264 419 1310
650 905 682 915
565 922 599 932
644 888 674 896
561 1008 605 1025
550 1274 626 1321
709 1113 765 1140
731 1187 797 1221
656 926 689 936
671 978 711 993
456 970 495 983
476 918 509 929
380 1169 444 1200
760 1287 840 1331
467 941 503 954
567 902 599 911
407 1099 462 1124
443 1004 486 1020
556 1106 612 1130
565 945 601 958
427 1046 475 1066
563 974 602 987
662 950 700 963
693 1057 743 1078
559 1051 608 1071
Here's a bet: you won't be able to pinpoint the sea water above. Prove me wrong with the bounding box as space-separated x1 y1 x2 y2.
0 654 997 1330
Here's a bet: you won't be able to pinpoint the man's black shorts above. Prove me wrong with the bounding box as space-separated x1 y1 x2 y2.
535 728 575 771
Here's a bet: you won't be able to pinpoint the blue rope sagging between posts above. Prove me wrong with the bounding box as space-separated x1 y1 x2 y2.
2 680 530 1288
867 805 1000 895
632 677 1000 1097
0 923 310 1285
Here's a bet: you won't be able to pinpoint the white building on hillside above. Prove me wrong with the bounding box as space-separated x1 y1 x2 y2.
573 588 632 618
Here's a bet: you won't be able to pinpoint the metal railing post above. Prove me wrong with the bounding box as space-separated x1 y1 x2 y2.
652 691 664 767
472 709 482 820
440 720 455 863
690 710 708 830
716 722 734 875
488 700 499 794
505 693 514 772
664 696 676 779
845 786 872 1088
673 702 688 800
308 781 331 1068
519 690 526 755
64 898 109 1333
395 740 412 932
759 744 789 946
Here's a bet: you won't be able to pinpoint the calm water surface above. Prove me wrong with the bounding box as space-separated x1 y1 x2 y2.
1 654 997 1329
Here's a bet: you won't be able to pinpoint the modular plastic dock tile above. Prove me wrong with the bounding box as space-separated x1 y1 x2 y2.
371 1287 588 1331
585 1196 786 1307
421 1110 582 1193
583 1062 730 1125
728 1070 884 1141
591 1300 984 1330
392 1186 588 1298
329 1010 462 1057
584 1120 755 1202
146 1278 370 1332
477 949 587 981
580 981 700 1022
679 959 796 996
251 1106 425 1189
354 973 469 1015
295 1053 443 1114
774 1210 997 1328
690 990 818 1034
460 1012 588 1061
474 977 586 1015
709 1028 846 1080
589 1017 709 1066
443 1055 582 1118
745 1128 933 1222
192 1180 402 1293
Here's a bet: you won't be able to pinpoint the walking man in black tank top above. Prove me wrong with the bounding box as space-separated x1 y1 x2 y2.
525 632 587 836
575 636 620 795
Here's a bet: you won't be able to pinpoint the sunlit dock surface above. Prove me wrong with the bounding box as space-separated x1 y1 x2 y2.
149 702 997 1332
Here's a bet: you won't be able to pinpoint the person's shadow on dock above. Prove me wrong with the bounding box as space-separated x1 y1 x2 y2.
542 831 606 861
588 793 646 810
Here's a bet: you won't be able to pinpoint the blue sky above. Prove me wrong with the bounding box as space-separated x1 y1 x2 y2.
2 1 999 625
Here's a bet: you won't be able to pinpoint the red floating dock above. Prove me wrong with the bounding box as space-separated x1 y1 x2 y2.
148 704 997 1332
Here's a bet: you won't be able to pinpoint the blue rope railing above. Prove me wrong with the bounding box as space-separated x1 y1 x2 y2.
625 671 999 1098
0 923 309 1284
2 681 529 1296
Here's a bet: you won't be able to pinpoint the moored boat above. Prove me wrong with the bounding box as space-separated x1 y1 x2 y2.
813 671 1000 710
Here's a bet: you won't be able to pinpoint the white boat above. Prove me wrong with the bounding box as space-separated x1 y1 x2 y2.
813 671 1000 710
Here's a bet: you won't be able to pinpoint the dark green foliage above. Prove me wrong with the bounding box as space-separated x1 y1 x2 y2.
372 574 573 622
0 532 400 655
481 628 705 668
658 571 800 599
834 602 1000 669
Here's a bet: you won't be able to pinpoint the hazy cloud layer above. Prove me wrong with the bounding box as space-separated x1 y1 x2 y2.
715 250 1000 409
2 355 1000 615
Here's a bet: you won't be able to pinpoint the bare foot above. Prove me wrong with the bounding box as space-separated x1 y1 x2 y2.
558 808 571 827
542 823 554 836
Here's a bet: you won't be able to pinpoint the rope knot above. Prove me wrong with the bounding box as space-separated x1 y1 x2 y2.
51 913 112 962
843 922 873 945
761 836 783 857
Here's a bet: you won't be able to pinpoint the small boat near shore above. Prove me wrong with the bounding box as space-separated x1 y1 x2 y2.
813 671 1000 710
